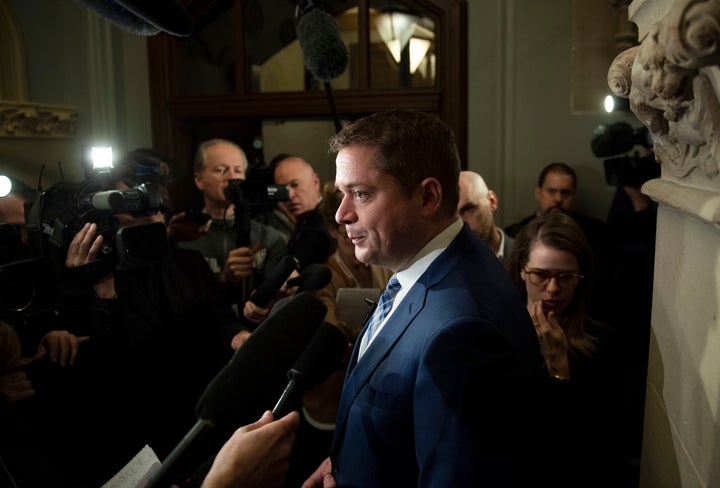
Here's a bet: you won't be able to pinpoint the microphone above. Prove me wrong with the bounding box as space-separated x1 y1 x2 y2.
250 255 298 307
71 0 193 37
146 292 327 488
285 263 333 293
273 321 349 418
295 1 349 82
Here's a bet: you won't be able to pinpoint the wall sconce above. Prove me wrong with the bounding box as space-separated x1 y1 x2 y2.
375 11 431 74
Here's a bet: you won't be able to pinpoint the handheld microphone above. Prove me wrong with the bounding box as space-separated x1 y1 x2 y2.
295 0 348 82
71 0 193 37
285 263 333 293
250 255 298 307
146 292 327 488
273 322 349 418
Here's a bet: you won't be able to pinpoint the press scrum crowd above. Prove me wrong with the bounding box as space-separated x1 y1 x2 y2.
0 109 655 488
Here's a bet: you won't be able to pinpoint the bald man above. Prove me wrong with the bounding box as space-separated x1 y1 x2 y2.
457 171 513 264
272 155 332 270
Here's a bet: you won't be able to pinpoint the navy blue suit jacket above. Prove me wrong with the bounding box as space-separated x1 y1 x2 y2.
330 225 543 487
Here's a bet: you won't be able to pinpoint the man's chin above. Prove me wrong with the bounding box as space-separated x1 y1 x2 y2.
544 207 567 215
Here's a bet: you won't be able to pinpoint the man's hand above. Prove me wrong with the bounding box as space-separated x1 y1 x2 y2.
65 223 116 298
243 300 270 324
301 457 336 488
65 223 103 268
221 243 261 284
0 358 34 403
166 212 211 243
33 330 90 367
202 410 300 488
230 330 251 351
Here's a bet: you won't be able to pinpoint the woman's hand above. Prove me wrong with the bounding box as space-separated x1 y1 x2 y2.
528 300 571 379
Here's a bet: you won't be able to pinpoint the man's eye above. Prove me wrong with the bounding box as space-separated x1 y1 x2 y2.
534 271 551 281
354 191 367 200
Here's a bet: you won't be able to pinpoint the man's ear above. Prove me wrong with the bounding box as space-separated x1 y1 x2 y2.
534 186 542 204
312 172 320 190
419 178 443 216
487 190 499 212
194 173 204 190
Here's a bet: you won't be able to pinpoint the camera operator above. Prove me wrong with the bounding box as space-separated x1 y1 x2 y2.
42 149 253 487
0 174 91 367
0 174 37 254
178 139 288 312
592 122 659 477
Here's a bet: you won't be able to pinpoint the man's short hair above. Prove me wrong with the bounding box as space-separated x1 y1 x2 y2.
329 109 460 217
193 139 247 174
537 162 577 189
114 148 173 187
268 153 294 173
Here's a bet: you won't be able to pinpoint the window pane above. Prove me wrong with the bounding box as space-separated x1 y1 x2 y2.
181 10 235 95
369 1 436 88
249 3 356 93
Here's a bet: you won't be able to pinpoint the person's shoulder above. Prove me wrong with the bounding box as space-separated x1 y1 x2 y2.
570 213 607 230
250 219 286 244
504 215 535 238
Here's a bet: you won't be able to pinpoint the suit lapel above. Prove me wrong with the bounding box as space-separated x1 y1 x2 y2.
333 226 476 444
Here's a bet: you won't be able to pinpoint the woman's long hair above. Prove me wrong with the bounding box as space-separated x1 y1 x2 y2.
507 212 599 357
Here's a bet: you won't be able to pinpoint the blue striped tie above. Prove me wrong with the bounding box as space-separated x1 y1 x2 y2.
365 277 402 344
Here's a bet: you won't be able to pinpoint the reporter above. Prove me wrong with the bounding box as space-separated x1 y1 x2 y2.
47 149 253 486
507 212 625 486
202 411 300 488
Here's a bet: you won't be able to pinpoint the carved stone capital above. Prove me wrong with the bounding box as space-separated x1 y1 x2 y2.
608 0 720 184
0 100 78 138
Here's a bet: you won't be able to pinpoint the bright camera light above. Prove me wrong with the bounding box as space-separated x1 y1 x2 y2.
0 175 11 197
91 146 113 170
604 95 615 113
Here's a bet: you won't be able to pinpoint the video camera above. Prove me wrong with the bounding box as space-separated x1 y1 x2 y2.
0 222 58 336
224 179 289 207
223 171 289 247
591 122 660 187
25 147 171 276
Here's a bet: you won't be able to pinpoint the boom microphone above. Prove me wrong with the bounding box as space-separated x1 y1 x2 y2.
250 255 298 307
285 263 333 293
71 0 193 37
295 0 348 82
146 292 327 488
273 322 349 418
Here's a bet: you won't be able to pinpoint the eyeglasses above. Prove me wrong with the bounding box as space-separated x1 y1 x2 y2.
523 267 583 288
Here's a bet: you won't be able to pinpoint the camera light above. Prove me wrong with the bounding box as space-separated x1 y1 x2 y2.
91 146 113 170
604 95 615 113
0 175 11 198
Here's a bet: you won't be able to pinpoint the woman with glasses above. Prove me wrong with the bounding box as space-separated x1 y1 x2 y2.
507 212 625 486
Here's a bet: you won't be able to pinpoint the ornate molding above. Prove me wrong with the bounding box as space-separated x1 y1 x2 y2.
0 100 78 138
608 0 720 183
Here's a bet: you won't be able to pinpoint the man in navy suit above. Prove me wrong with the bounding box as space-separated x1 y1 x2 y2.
303 109 544 487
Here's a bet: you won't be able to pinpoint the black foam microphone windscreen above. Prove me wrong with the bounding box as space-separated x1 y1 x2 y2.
196 292 327 429
286 263 333 293
273 321 349 418
250 255 298 307
295 1 349 81
71 0 193 37
146 292 327 488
